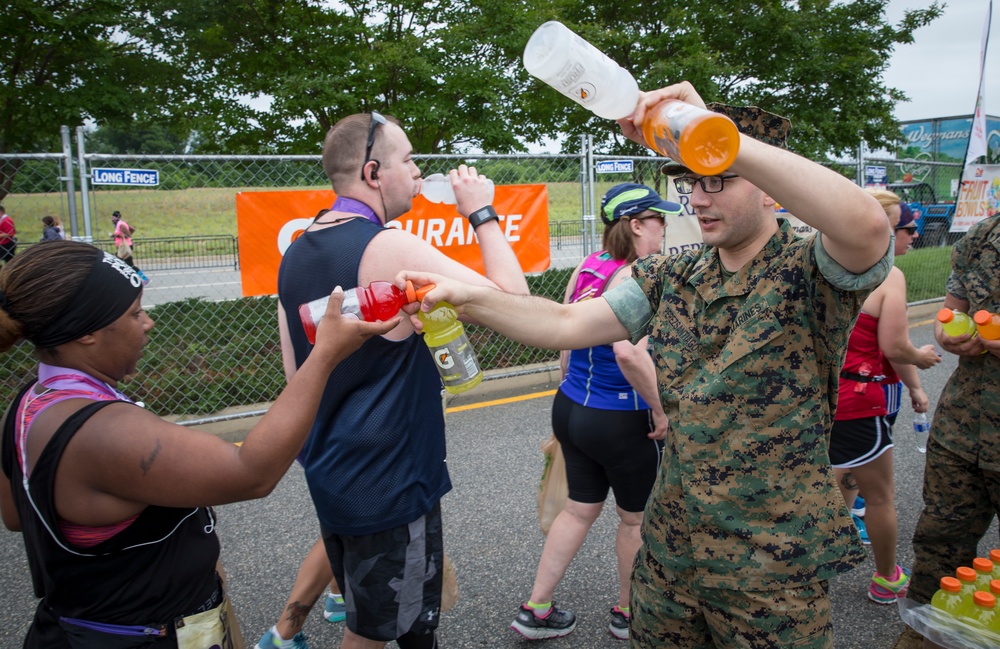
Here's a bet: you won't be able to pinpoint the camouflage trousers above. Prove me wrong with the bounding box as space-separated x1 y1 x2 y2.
630 548 832 648
908 436 1000 604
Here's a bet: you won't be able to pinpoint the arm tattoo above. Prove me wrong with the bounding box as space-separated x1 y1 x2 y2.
139 439 162 476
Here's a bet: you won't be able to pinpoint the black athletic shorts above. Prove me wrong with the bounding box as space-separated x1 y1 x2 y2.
322 502 443 641
552 389 663 512
829 415 894 468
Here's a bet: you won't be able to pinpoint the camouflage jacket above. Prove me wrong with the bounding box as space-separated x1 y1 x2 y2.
606 219 893 588
938 214 1000 470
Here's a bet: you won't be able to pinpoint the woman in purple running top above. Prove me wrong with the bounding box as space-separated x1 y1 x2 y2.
510 184 679 642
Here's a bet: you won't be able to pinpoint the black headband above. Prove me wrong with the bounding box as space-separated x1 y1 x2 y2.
31 251 143 348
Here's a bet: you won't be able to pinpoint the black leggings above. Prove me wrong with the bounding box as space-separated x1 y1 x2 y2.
551 389 663 513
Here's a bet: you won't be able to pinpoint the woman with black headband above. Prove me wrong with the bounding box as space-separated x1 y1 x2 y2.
0 241 399 648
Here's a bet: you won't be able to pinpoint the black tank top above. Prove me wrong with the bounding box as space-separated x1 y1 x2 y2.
1 384 220 632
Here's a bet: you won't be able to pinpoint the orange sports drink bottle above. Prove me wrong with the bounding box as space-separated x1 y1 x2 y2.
973 310 1000 340
641 100 741 176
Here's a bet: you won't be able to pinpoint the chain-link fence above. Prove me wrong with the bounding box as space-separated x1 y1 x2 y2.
0 141 965 422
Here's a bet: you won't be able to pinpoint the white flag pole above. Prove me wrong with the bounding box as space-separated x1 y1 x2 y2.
965 0 993 167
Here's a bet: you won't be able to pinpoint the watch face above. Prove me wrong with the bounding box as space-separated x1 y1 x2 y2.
469 206 498 227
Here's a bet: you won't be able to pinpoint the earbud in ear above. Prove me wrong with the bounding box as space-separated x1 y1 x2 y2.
370 160 380 181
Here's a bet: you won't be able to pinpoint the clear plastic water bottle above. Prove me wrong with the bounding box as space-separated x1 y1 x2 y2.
420 173 494 205
913 412 930 454
522 20 639 120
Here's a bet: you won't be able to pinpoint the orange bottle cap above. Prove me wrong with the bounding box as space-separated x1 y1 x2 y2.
974 310 992 325
941 576 962 592
937 308 955 324
991 549 1000 564
415 283 435 302
957 566 977 582
404 280 436 303
975 557 994 573
974 591 996 608
991 579 1000 596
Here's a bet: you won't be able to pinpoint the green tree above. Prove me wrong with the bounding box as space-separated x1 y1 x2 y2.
141 0 547 155
0 0 195 198
86 124 191 155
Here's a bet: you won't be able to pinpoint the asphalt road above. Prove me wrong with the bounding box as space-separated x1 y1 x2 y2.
2 316 997 649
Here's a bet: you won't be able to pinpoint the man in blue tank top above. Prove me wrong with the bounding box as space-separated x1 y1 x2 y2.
265 112 527 649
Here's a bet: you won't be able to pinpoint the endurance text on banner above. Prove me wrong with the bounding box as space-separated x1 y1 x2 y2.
236 185 550 297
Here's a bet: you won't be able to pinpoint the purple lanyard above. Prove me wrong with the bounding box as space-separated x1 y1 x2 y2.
331 196 382 226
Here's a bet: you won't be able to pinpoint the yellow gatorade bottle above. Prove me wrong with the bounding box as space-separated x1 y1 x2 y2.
418 301 483 394
990 583 1000 636
937 308 978 337
991 550 1000 582
968 591 999 634
931 576 965 618
974 557 995 592
957 567 979 617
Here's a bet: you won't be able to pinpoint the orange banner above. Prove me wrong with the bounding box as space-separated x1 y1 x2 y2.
236 185 550 297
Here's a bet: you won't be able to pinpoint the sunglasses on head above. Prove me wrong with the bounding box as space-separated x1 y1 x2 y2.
360 111 387 181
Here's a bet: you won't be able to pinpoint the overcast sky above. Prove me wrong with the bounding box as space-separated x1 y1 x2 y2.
885 0 996 122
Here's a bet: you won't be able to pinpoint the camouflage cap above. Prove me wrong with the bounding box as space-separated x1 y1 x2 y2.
661 103 791 176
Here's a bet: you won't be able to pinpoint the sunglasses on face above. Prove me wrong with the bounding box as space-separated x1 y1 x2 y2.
360 111 387 181
895 226 918 235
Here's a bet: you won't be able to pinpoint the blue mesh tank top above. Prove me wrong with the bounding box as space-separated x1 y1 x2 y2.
277 218 450 535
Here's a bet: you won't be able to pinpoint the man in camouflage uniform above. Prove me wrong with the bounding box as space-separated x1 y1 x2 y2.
893 213 1000 649
399 81 893 647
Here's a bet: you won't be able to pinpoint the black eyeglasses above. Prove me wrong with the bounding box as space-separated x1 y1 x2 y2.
360 111 387 181
895 226 918 234
673 174 739 195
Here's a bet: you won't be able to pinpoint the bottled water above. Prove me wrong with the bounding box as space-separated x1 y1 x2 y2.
913 412 930 453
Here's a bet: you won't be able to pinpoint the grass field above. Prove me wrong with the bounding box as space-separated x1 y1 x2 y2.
895 244 952 303
1 180 644 243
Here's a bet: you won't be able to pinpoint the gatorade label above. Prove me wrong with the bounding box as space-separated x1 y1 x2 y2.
427 337 480 389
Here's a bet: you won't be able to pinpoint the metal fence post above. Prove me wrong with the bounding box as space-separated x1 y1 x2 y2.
75 126 93 241
60 126 79 238
578 135 589 258
856 141 865 187
584 135 597 256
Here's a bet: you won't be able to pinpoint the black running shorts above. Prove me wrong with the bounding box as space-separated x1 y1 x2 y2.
322 502 444 641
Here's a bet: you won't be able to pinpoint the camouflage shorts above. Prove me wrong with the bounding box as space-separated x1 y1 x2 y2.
630 557 832 648
909 437 1000 603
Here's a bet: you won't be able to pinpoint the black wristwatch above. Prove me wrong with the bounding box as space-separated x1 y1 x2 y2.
467 205 499 229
